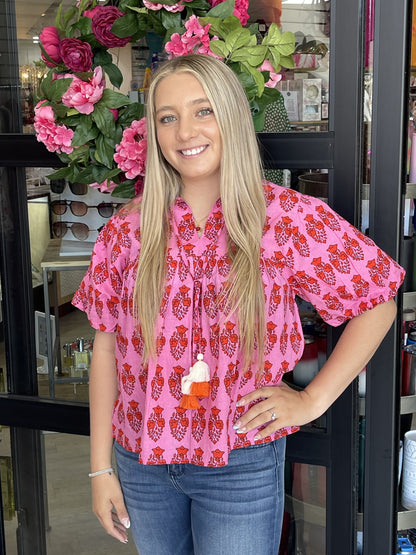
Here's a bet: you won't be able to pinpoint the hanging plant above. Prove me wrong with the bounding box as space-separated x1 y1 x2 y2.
34 0 295 198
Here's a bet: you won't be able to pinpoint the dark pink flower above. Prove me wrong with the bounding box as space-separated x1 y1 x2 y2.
83 6 101 19
39 26 62 67
209 0 249 25
60 38 93 73
109 108 119 120
91 6 132 48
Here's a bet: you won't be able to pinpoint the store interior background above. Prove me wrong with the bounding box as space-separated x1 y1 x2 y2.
1 0 415 553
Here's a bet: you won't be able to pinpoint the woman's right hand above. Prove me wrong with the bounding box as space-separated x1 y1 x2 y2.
91 472 131 544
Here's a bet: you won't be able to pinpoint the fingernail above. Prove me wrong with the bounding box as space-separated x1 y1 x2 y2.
254 434 260 441
124 538 129 544
121 518 130 529
233 422 241 429
236 427 246 433
236 399 245 407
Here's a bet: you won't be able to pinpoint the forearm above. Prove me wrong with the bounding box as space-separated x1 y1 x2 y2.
304 298 397 418
89 330 118 472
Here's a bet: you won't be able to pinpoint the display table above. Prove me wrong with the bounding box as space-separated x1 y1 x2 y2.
40 239 92 397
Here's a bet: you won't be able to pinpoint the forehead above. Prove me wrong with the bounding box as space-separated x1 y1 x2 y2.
155 71 207 105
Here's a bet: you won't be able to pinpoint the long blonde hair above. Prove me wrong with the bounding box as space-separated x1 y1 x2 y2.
135 54 266 370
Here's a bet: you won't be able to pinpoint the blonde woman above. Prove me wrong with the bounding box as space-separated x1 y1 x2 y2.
73 54 403 554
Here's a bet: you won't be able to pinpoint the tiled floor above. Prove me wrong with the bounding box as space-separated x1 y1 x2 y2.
3 309 139 554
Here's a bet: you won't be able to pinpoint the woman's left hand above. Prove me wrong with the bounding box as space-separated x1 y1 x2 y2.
233 382 320 440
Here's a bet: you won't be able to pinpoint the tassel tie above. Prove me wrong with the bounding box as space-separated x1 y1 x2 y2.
179 353 210 409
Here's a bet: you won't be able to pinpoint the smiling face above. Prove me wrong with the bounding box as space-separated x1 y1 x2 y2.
154 71 222 195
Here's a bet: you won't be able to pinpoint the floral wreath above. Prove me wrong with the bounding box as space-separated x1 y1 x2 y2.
34 0 295 198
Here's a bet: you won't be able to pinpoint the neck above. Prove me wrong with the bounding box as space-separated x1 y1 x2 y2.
180 181 220 220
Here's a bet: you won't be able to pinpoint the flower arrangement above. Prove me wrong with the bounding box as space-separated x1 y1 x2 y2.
35 0 295 198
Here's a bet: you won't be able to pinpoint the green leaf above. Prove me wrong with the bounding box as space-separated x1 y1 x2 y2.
96 135 116 168
111 13 137 38
68 145 90 164
51 103 70 119
71 16 92 36
240 61 265 96
224 28 251 51
62 6 78 30
230 45 267 67
209 40 230 59
46 167 72 181
92 103 116 137
280 54 295 69
49 77 73 103
75 166 95 184
101 89 131 109
236 72 258 100
251 108 266 132
206 0 235 18
102 63 124 89
117 103 145 125
112 180 136 198
161 10 182 31
92 164 114 183
263 24 296 56
94 50 113 67
72 123 99 147
267 48 281 71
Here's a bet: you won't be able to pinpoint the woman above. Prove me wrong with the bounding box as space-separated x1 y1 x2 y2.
73 54 403 554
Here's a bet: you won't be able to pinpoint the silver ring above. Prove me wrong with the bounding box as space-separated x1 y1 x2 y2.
270 410 277 421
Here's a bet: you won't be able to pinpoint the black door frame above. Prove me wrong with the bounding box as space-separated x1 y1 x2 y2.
0 0 409 553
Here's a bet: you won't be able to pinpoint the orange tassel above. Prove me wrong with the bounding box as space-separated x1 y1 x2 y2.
190 381 210 398
179 394 201 409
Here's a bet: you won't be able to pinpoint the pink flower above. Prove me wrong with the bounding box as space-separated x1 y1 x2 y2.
39 26 62 67
259 60 283 88
109 108 119 121
114 118 147 180
83 6 100 18
60 66 105 115
209 0 249 25
143 0 192 13
60 38 93 73
165 16 221 60
34 101 74 154
91 6 132 48
90 180 118 193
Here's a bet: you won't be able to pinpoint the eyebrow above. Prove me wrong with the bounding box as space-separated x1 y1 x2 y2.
155 97 211 115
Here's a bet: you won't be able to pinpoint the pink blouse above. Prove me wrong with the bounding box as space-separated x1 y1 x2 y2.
72 182 404 467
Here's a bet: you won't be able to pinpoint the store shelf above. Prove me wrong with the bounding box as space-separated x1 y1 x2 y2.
398 508 416 531
359 395 416 416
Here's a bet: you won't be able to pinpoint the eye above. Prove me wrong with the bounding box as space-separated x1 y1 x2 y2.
159 114 176 124
198 107 214 117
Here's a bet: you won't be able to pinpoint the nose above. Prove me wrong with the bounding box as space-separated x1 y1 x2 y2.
177 114 197 141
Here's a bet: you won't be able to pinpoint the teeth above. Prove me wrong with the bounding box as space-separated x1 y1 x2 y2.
181 146 205 156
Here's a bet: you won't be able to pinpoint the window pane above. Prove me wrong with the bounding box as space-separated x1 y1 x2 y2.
282 462 326 554
250 0 330 135
2 429 138 554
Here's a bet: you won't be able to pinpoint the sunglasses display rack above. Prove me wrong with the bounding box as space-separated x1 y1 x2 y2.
49 180 128 256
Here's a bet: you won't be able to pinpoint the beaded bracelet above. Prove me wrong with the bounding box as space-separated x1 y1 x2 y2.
88 467 115 478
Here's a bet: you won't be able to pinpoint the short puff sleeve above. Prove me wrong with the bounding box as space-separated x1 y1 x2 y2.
72 206 139 332
269 190 405 326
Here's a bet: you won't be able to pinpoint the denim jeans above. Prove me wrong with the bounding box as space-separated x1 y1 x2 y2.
114 437 286 555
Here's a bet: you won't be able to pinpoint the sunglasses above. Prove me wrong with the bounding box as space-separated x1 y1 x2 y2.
51 200 121 218
52 221 103 241
49 181 89 195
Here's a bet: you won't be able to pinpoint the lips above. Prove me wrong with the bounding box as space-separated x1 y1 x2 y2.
180 145 207 156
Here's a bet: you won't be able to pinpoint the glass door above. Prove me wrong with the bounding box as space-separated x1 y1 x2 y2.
0 0 409 553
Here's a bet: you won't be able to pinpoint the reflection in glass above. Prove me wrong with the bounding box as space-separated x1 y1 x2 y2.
2 430 138 554
282 462 326 554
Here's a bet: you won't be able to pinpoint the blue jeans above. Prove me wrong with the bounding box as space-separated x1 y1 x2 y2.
114 438 286 555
